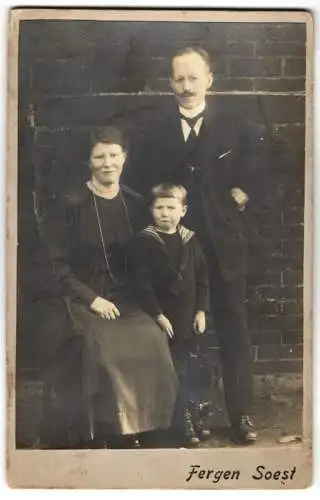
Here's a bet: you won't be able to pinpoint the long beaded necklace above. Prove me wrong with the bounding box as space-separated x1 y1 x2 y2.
92 189 133 286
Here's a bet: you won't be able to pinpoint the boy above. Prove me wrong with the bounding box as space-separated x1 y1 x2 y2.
130 183 210 447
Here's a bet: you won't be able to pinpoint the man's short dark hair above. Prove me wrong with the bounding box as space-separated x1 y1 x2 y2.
150 183 188 206
171 46 212 72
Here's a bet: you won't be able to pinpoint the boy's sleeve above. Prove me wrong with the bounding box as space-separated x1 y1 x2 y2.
128 236 164 318
193 238 210 313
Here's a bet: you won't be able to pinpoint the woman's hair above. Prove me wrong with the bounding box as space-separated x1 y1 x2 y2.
90 126 128 152
150 183 188 205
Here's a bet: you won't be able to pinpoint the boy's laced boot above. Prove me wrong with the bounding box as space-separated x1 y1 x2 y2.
181 409 200 447
189 400 212 441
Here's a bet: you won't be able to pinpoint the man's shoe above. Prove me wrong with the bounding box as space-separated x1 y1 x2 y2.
182 409 200 447
231 415 257 445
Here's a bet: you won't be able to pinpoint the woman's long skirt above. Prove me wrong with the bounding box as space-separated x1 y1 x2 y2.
43 299 178 443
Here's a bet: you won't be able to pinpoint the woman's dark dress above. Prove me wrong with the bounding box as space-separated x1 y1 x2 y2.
42 185 178 441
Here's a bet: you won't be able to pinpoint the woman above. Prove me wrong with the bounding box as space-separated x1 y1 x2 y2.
41 126 178 448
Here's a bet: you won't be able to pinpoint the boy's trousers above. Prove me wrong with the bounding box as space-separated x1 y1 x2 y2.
169 339 195 426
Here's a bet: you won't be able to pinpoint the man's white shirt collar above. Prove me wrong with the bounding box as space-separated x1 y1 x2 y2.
179 101 206 119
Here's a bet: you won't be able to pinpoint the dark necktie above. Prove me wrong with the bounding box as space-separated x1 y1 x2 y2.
180 112 204 147
180 112 204 183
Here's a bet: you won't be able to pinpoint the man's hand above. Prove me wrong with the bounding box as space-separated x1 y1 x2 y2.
193 310 206 334
90 296 120 320
155 314 174 338
231 187 249 211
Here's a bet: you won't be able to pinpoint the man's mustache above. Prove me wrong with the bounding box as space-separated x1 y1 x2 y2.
177 92 197 98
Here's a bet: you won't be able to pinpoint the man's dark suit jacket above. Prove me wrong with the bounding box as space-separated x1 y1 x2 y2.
125 98 275 282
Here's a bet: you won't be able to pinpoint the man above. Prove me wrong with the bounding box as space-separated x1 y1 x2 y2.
126 46 273 445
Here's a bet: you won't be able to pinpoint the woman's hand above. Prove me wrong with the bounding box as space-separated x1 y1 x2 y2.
90 296 120 320
193 311 206 334
155 314 174 338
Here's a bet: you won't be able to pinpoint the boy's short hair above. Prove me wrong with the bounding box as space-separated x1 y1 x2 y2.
150 183 188 205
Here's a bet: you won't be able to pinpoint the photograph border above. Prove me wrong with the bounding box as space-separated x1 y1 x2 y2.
6 8 314 489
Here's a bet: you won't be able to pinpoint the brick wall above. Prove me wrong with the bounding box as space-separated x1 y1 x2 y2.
17 20 306 381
